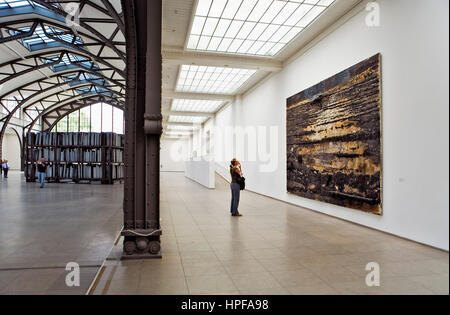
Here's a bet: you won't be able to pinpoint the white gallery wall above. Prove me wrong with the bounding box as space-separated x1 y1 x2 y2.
213 0 449 250
1 132 21 171
160 139 187 172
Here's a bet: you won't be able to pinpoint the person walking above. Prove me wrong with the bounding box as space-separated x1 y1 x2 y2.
2 160 9 178
230 158 243 217
36 158 47 188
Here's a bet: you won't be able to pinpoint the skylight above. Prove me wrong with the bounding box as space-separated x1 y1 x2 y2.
167 125 198 131
0 0 40 9
168 115 208 124
176 65 256 94
171 99 223 113
41 54 99 72
165 131 193 137
8 25 83 51
187 0 336 56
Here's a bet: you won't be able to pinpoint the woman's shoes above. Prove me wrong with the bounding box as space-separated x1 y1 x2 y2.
232 214 243 217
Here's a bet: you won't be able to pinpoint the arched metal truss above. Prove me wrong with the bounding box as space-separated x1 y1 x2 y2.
0 0 126 159
42 96 123 131
31 0 126 62
0 49 125 87
0 18 124 66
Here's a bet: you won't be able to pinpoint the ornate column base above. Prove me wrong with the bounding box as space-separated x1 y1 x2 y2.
121 229 162 260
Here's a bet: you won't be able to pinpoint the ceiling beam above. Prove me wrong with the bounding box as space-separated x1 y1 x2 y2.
162 89 235 101
162 50 282 72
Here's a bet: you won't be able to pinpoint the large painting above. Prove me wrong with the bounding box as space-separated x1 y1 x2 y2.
287 54 383 215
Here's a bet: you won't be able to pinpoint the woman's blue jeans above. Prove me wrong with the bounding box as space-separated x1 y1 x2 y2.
230 183 241 215
38 172 46 188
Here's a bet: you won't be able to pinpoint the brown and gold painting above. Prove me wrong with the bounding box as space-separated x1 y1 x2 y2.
287 54 383 215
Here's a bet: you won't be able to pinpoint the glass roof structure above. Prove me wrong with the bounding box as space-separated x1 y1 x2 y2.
0 0 125 132
176 65 257 95
171 99 223 113
187 0 335 56
0 0 44 9
8 25 83 51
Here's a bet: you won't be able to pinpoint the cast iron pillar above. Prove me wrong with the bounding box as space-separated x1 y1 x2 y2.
121 0 163 260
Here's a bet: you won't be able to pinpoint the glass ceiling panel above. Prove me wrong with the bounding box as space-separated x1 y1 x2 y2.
167 125 198 131
41 53 99 72
8 25 84 51
171 99 223 113
187 0 336 56
176 65 256 94
0 0 41 9
168 115 208 124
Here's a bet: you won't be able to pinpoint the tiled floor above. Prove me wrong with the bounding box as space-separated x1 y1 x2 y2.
91 172 449 295
0 172 123 295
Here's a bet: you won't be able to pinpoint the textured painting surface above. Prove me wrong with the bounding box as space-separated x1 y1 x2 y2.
287 54 382 215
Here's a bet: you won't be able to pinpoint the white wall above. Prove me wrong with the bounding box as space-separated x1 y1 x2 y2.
160 139 187 172
2 132 21 171
185 159 216 189
213 0 449 250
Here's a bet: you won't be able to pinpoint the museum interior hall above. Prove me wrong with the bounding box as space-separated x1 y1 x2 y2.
0 0 448 296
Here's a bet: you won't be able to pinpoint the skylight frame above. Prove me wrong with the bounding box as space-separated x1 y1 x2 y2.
186 0 336 57
40 53 99 72
171 99 224 113
0 0 42 9
175 65 257 95
168 115 208 124
8 24 84 51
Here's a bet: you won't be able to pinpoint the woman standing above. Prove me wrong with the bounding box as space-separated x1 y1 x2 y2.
230 158 243 217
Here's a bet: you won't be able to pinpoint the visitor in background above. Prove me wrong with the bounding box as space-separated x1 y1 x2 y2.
0 160 3 178
2 160 9 178
36 158 47 188
230 158 243 217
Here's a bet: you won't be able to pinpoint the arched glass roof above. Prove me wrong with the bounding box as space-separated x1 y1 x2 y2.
0 0 125 138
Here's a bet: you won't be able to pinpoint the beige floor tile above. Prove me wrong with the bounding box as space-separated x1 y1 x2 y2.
308 265 362 284
409 275 449 294
186 274 237 294
258 257 305 272
182 261 227 277
222 258 266 274
271 269 325 288
230 272 282 291
379 277 435 295
138 276 188 295
102 277 140 293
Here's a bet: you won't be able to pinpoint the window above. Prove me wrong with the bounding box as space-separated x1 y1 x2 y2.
80 106 91 132
102 103 113 133
56 116 68 132
52 103 124 134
